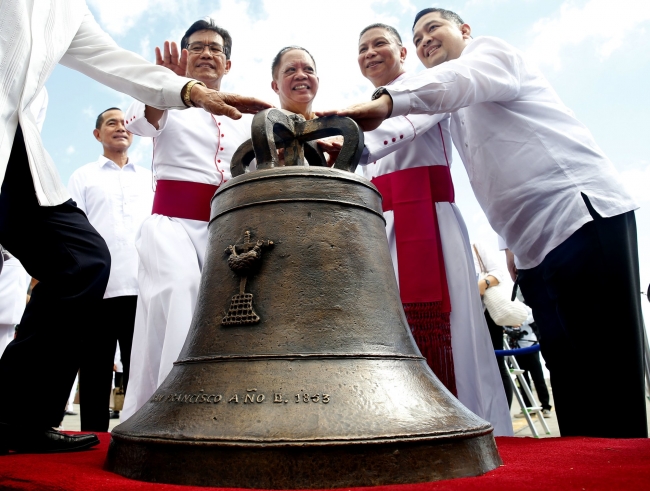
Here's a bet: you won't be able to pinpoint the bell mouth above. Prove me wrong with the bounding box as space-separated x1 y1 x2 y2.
106 430 500 489
109 426 495 447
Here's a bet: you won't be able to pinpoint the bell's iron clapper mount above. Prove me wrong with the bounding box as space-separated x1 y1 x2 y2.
105 109 501 489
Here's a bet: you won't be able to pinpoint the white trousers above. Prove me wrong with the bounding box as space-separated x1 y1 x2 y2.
121 215 207 422
385 202 513 436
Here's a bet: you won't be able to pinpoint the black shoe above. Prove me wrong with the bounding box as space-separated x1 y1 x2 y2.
0 424 99 454
64 410 78 416
109 410 120 419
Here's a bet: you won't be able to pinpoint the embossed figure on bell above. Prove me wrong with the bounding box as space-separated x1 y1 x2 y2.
105 109 501 489
222 230 274 326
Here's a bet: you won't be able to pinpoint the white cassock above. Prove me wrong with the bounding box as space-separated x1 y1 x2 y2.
361 73 512 436
120 103 251 421
0 256 29 357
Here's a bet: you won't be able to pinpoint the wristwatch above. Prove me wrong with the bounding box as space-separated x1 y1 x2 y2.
371 87 390 101
181 80 207 108
371 87 393 117
484 278 491 289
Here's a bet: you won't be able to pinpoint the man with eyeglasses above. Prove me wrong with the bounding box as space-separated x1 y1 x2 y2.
120 19 253 422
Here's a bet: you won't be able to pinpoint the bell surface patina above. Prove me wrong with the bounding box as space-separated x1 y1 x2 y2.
105 110 501 488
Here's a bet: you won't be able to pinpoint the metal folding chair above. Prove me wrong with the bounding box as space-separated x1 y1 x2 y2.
497 342 551 438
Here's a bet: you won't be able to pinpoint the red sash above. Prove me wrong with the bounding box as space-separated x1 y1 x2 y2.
371 165 453 312
152 179 219 222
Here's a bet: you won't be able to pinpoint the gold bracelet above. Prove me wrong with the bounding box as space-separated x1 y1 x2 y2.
181 80 206 108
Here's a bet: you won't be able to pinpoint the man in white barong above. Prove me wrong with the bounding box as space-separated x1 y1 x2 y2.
0 0 269 454
323 7 645 438
121 19 252 421
68 107 153 431
355 23 511 436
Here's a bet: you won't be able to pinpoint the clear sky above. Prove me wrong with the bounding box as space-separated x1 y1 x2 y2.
43 0 650 322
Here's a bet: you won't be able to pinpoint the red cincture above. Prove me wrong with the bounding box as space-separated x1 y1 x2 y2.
152 179 219 222
371 165 454 309
371 165 457 396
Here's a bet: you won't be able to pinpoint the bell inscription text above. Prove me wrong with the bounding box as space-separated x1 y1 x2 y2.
151 390 331 405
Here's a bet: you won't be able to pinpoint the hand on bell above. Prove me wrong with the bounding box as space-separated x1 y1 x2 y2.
190 84 273 120
316 95 393 131
317 136 343 167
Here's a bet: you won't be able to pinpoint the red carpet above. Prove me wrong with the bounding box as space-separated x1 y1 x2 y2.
0 434 648 490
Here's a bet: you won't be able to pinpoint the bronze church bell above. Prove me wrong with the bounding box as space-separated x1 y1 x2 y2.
105 109 501 488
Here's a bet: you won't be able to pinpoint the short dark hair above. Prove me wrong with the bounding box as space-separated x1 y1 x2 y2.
271 46 317 80
412 8 464 30
181 19 232 60
359 23 402 45
95 107 121 130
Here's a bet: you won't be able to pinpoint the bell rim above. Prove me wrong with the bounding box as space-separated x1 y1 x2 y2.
109 425 495 447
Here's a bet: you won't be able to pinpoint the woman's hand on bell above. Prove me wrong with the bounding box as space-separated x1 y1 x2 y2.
316 136 343 153
317 136 343 167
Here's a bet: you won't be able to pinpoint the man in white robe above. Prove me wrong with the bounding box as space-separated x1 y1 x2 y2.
121 19 252 421
355 23 511 436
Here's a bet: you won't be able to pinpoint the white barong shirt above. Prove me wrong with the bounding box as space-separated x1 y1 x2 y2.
385 36 637 269
67 156 153 298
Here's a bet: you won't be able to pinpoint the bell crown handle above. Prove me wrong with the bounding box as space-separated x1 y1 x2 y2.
230 109 364 177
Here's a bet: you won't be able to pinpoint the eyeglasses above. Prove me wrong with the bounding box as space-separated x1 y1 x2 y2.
187 42 228 56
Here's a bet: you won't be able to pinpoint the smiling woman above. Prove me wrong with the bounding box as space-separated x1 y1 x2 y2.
271 46 319 120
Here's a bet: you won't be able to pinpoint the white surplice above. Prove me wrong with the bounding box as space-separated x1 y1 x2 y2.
361 74 512 436
120 102 251 421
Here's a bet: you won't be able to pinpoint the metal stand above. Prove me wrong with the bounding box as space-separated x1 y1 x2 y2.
502 341 551 438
